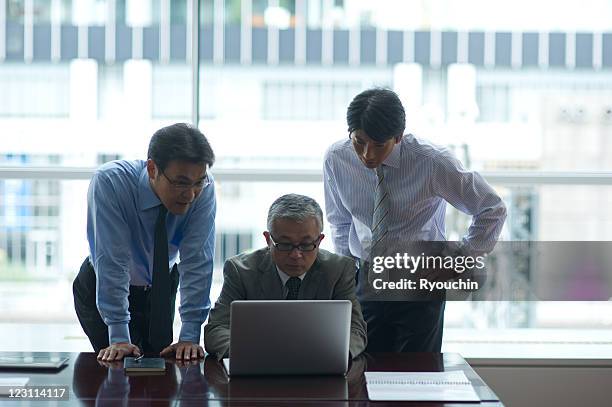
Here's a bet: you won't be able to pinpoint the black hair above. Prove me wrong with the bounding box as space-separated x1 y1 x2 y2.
346 88 406 142
147 123 215 171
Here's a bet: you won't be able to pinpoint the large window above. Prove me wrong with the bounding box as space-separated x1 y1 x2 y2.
0 0 194 345
1 0 612 355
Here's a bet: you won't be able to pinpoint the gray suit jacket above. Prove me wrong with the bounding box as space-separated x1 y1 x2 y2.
203 248 367 359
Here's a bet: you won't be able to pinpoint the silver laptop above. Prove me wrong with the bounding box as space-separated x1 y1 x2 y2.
224 300 351 376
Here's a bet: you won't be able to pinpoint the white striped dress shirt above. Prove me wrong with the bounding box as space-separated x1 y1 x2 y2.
323 134 507 260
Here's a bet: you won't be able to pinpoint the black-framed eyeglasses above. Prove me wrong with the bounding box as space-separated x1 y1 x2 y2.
160 168 211 191
269 234 322 252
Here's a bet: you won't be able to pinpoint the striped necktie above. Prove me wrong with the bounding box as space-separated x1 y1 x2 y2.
286 277 301 300
369 165 390 283
149 205 173 353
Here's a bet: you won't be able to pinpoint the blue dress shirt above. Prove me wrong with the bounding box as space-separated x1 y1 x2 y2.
87 160 216 345
323 134 506 259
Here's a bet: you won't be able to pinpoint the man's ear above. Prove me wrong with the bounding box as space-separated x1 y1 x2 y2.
146 159 157 180
394 134 403 144
263 231 271 246
319 234 325 242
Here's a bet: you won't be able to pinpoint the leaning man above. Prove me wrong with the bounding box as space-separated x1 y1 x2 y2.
324 88 507 352
73 123 216 361
204 194 367 359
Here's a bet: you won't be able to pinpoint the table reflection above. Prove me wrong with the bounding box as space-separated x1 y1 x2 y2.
72 353 179 405
203 354 368 403
1 352 496 405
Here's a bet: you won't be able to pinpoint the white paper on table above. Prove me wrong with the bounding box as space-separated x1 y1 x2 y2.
365 370 480 402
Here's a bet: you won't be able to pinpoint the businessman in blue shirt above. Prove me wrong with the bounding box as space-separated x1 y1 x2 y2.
73 123 216 361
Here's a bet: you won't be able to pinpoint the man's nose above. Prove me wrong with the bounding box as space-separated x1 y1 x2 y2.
289 248 303 259
181 187 197 202
363 144 376 160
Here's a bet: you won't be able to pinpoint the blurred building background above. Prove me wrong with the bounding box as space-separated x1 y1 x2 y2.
1 0 612 353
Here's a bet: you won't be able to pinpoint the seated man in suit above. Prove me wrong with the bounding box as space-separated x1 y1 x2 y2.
204 194 367 359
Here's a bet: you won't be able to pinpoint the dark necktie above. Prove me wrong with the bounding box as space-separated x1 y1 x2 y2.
286 277 301 300
149 205 172 353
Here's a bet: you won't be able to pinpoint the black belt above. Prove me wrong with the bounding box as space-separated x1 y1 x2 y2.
130 284 152 292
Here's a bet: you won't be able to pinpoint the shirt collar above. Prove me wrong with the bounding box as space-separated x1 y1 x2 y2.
276 266 307 285
382 136 402 169
138 166 162 211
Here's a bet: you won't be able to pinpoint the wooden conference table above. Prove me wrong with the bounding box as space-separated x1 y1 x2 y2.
0 352 501 406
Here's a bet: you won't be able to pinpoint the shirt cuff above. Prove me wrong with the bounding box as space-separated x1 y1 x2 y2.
108 323 131 345
179 322 202 344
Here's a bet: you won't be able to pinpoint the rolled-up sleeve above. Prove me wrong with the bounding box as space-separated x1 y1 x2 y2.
176 181 217 343
431 151 507 254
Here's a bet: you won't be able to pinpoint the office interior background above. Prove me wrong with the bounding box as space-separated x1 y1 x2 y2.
1 0 612 358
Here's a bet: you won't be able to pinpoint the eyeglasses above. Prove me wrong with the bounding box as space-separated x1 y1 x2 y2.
268 234 322 252
160 168 211 191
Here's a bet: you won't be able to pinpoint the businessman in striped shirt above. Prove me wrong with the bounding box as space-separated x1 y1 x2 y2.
323 88 507 352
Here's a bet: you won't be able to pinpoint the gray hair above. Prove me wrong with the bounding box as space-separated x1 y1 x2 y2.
267 194 324 233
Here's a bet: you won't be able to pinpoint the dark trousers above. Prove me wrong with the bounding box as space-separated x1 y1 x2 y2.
73 258 179 354
356 262 445 352
360 301 445 352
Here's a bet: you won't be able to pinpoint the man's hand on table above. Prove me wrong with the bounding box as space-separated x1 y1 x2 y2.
97 342 141 361
160 341 204 360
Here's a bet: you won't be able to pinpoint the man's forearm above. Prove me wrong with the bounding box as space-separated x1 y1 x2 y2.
177 259 213 344
95 263 132 345
464 201 507 254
